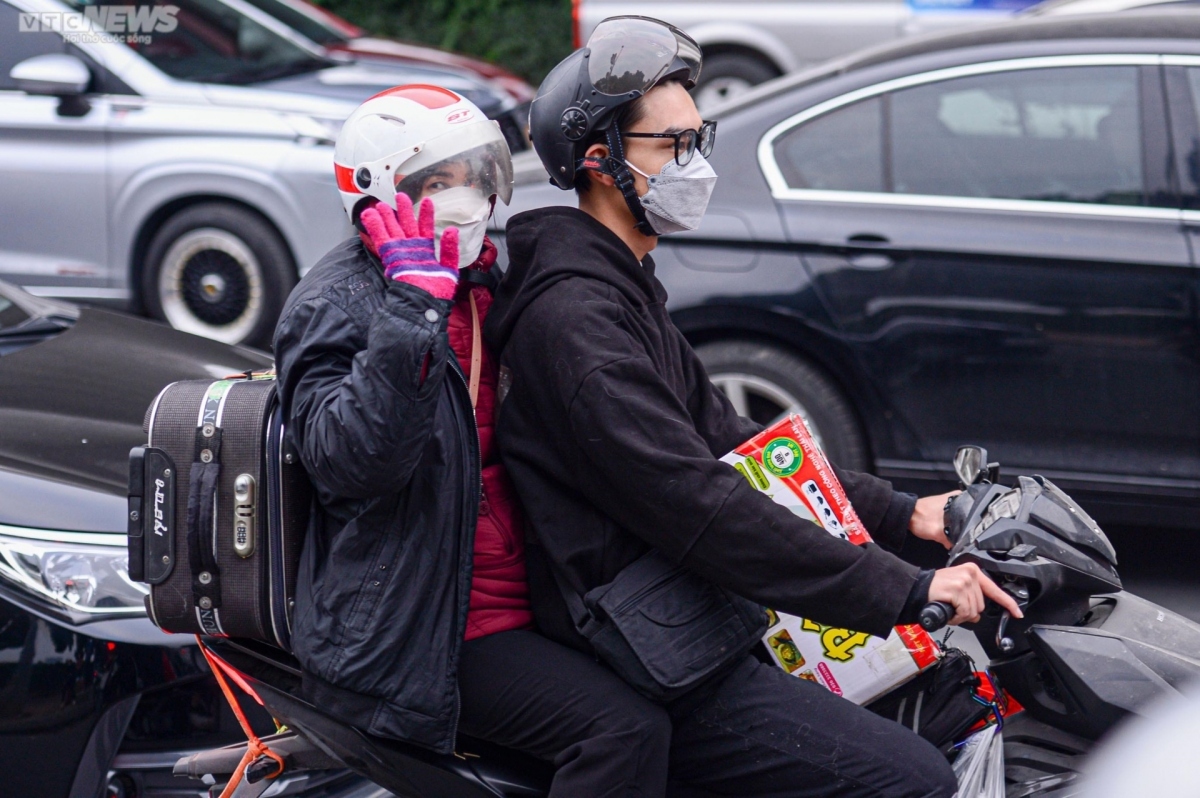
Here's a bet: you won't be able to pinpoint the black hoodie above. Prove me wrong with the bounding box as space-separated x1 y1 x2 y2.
485 207 922 645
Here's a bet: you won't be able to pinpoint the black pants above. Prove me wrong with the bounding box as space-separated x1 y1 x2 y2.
458 629 673 798
666 656 958 798
461 633 956 798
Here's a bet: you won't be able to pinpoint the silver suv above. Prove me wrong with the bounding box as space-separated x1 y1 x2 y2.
0 0 517 346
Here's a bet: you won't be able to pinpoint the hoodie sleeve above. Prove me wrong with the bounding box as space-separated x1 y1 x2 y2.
678 332 917 552
833 467 917 553
559 342 920 638
680 345 763 455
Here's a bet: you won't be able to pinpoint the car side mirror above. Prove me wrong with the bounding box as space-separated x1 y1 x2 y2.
11 54 91 96
953 445 987 488
11 54 94 116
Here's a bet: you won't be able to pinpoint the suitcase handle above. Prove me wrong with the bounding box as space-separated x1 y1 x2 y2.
129 445 177 585
186 380 238 634
128 447 145 583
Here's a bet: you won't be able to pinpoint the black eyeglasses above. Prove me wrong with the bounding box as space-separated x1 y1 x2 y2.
624 120 717 166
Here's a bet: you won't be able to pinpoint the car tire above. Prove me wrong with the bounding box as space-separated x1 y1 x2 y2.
696 340 870 472
141 203 295 349
691 54 779 112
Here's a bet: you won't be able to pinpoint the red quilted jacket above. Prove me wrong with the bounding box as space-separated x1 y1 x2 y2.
449 239 534 641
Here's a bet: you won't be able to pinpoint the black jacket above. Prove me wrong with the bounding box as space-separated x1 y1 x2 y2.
274 238 476 753
485 207 922 647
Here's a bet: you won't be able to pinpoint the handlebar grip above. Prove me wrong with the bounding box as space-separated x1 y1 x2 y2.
918 601 955 632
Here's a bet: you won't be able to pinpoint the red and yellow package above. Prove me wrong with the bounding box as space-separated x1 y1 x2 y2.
722 415 940 704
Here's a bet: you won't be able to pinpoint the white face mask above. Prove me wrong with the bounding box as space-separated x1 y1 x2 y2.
430 185 492 265
625 153 718 235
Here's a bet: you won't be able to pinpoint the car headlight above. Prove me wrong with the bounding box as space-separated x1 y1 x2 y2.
0 524 147 616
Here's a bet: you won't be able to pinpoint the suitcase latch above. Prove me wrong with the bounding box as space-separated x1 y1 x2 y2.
234 474 256 558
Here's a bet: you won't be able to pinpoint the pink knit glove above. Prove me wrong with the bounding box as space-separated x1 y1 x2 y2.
360 194 460 300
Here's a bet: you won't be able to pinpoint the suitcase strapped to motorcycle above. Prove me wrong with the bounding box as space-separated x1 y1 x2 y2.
127 372 312 649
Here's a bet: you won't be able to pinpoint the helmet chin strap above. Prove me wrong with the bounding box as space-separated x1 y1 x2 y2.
576 118 656 237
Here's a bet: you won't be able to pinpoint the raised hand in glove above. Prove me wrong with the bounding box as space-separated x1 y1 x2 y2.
360 194 460 300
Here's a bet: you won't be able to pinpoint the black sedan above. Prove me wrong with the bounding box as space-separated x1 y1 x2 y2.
0 281 372 797
496 10 1200 530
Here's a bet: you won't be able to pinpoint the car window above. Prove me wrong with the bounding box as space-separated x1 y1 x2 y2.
0 1 68 91
772 66 1145 207
241 0 342 46
59 0 327 84
1176 66 1200 188
773 97 884 192
891 67 1144 205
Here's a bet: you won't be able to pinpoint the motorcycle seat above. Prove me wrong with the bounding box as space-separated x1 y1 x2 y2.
206 637 554 798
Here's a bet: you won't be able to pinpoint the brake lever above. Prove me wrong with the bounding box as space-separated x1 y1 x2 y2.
995 581 1030 653
996 610 1014 653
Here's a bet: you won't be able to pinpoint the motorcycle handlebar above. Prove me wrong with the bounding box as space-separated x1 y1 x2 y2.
918 601 955 632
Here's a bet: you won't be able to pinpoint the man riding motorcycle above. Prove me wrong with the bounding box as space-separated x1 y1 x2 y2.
484 17 1022 796
272 85 674 796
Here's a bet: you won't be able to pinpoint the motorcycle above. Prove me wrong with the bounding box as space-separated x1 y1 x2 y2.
181 446 1200 797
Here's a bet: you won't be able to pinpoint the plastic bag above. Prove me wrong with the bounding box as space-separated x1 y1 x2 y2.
952 725 1005 798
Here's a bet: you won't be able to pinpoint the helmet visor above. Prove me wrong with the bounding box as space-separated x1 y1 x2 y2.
396 139 514 207
356 118 514 209
586 16 702 96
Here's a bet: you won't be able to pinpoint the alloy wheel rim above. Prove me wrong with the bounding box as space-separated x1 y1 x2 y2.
158 228 264 344
709 372 826 451
693 76 755 112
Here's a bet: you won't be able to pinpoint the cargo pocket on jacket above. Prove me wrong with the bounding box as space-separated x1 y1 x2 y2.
624 578 753 675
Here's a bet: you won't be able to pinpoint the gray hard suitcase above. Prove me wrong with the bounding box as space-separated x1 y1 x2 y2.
128 374 312 649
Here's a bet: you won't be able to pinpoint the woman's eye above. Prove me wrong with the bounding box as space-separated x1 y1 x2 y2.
424 179 449 194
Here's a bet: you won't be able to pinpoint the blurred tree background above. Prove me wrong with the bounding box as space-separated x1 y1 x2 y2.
312 0 573 84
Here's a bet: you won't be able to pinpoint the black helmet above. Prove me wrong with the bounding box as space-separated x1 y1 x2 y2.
529 16 702 232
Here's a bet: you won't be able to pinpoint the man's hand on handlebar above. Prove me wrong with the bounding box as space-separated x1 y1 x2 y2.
928 563 1023 625
908 491 960 550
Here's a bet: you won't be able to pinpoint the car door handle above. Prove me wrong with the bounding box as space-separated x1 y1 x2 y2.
847 233 890 245
845 234 895 269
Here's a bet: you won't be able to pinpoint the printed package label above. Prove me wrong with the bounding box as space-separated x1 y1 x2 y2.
722 415 940 705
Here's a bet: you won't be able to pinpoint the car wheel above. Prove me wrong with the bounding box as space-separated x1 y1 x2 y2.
691 54 779 112
696 341 870 472
142 203 295 348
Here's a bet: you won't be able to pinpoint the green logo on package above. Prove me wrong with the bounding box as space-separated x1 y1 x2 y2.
762 437 803 477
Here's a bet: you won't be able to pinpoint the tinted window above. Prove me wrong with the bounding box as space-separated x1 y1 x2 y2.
60 0 327 84
1181 68 1200 199
773 97 883 192
772 66 1145 206
1188 66 1200 111
241 0 342 46
0 1 67 91
891 67 1144 205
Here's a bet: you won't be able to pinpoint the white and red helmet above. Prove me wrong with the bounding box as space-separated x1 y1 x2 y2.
333 85 514 227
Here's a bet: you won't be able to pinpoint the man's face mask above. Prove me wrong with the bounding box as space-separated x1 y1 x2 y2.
430 185 492 264
625 154 718 235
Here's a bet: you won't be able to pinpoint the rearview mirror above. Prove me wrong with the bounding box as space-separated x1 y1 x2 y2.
10 54 90 97
953 445 987 488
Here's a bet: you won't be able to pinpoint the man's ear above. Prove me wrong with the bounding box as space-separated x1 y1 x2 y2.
583 142 616 188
